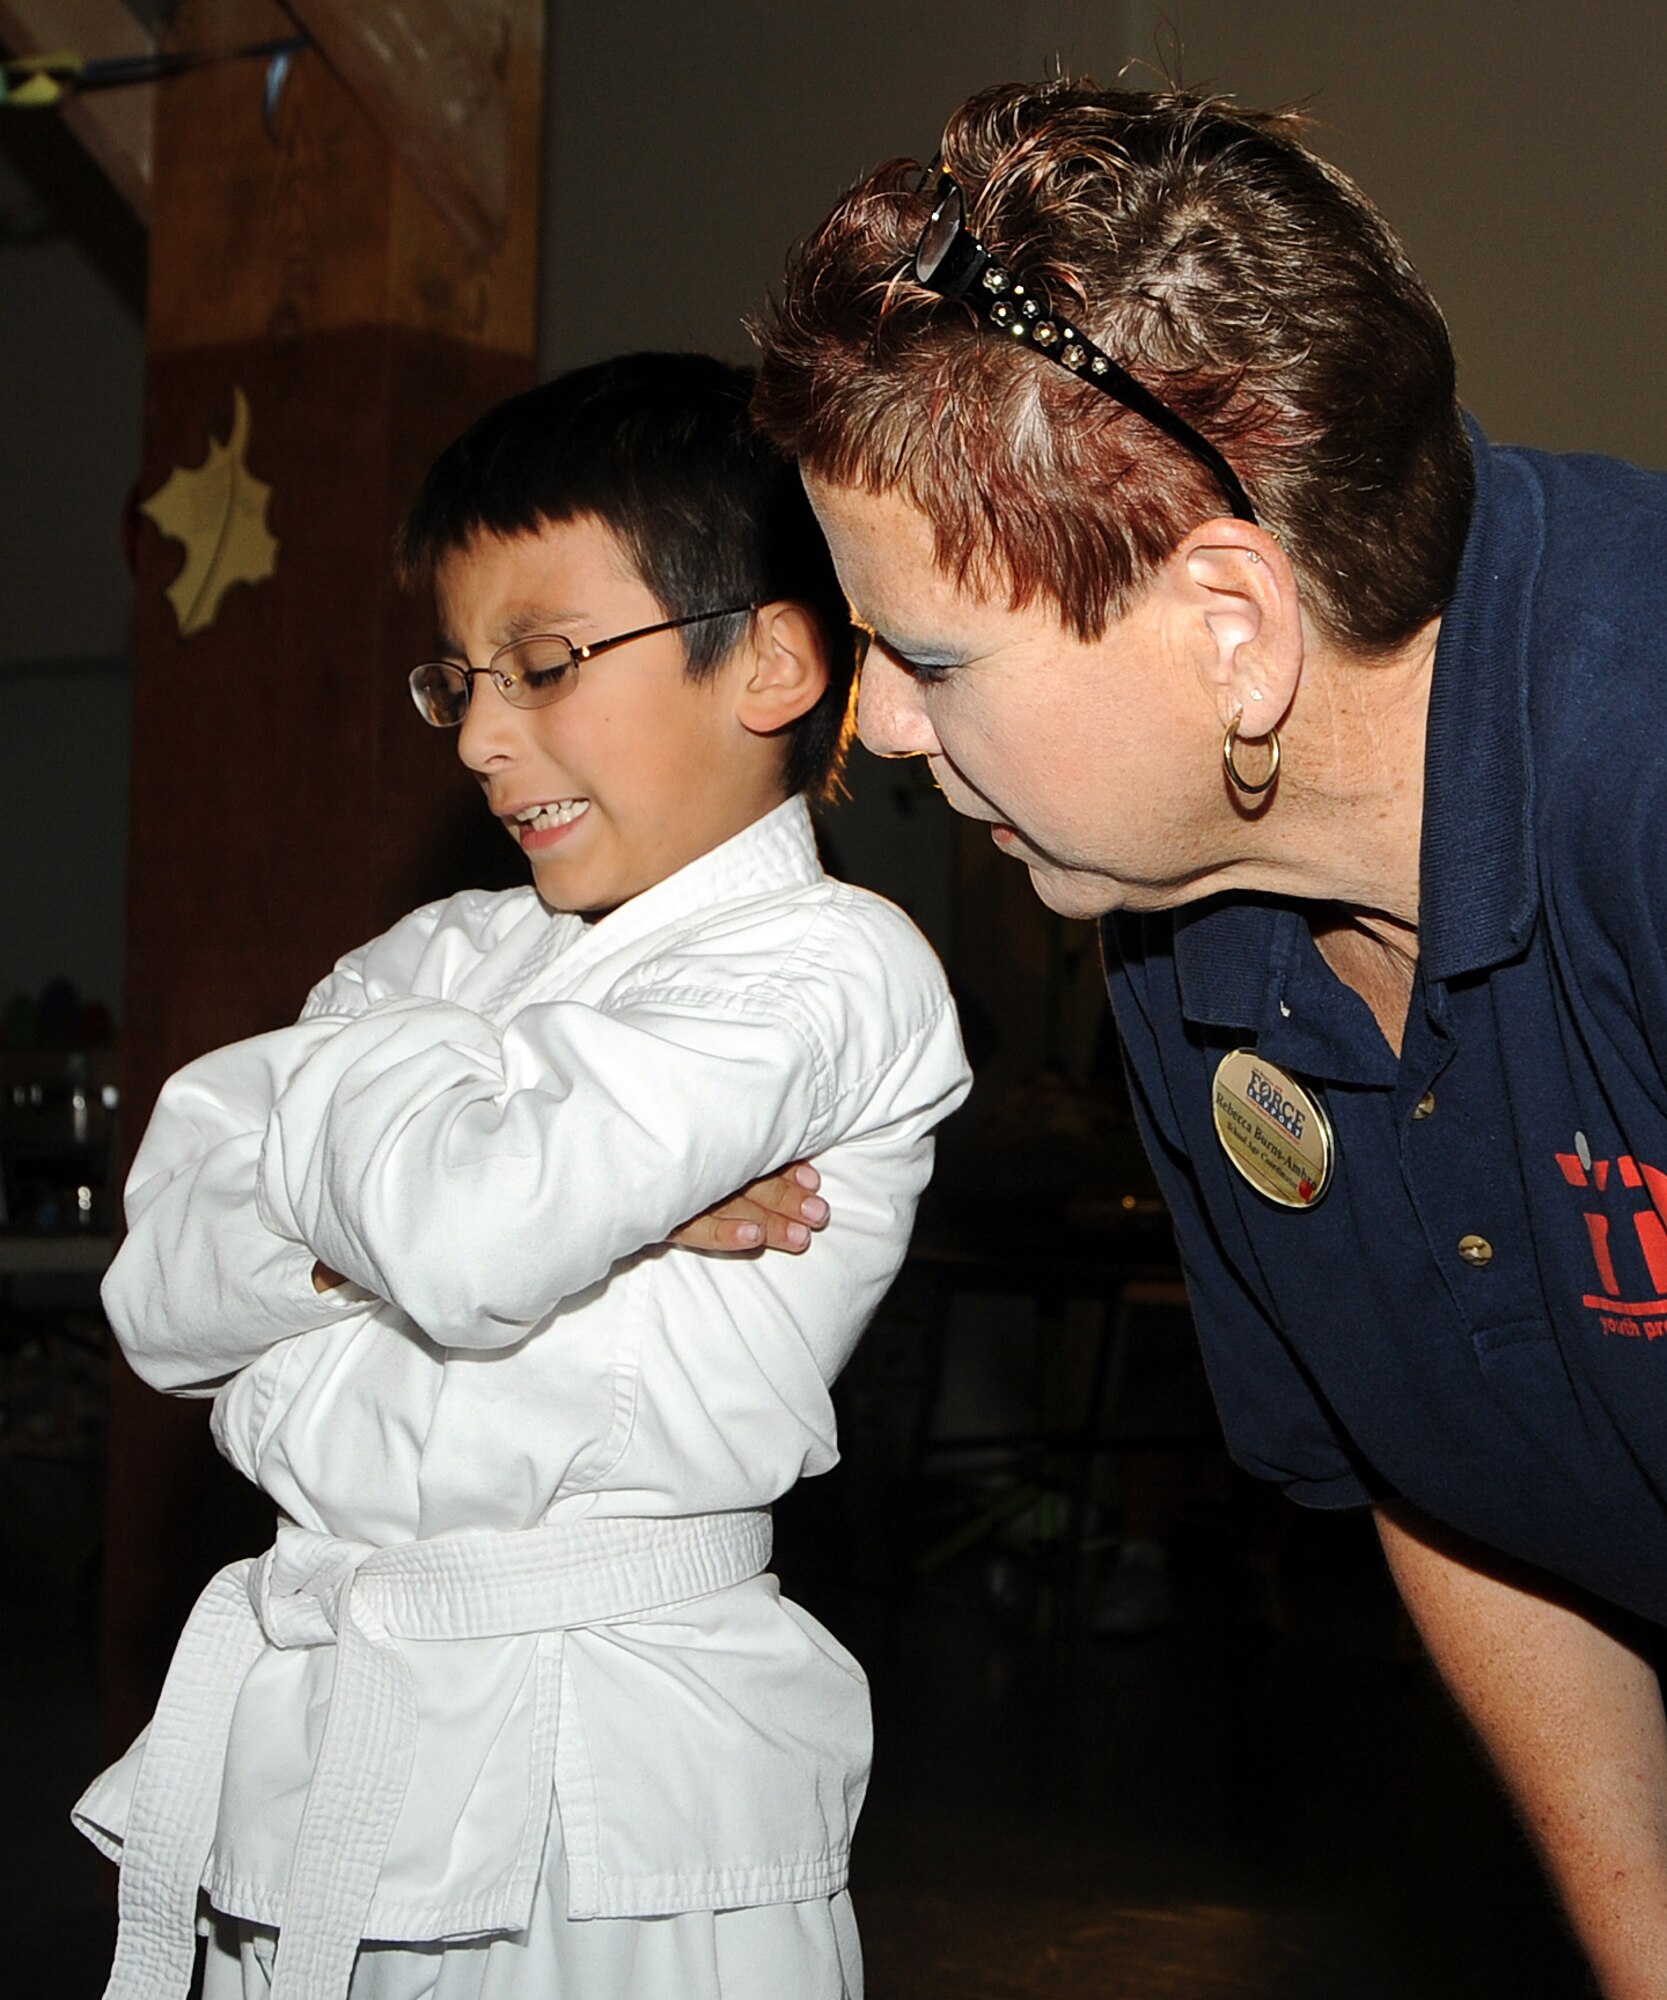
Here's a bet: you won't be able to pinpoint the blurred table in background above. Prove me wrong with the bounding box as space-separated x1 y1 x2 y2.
0 1048 118 1467
0 1046 121 1239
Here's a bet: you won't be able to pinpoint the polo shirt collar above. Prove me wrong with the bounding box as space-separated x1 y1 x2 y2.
1416 421 1541 983
1172 421 1542 1043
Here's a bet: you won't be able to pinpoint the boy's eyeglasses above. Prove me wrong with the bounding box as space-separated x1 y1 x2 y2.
911 174 1258 526
409 605 757 728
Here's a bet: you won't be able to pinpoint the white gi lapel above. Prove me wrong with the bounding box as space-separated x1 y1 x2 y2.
469 796 825 1026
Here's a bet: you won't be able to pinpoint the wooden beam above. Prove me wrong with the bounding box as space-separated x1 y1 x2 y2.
0 0 532 252
0 0 154 217
289 0 515 263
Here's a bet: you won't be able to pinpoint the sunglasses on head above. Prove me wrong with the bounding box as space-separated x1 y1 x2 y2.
910 173 1258 526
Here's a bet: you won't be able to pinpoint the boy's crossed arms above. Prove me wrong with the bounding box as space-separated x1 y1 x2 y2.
110 878 957 1397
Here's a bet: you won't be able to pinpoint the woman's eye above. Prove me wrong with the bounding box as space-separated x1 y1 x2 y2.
520 662 574 694
877 638 954 685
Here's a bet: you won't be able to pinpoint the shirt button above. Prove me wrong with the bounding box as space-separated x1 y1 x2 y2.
1457 1234 1494 1268
1413 1091 1436 1120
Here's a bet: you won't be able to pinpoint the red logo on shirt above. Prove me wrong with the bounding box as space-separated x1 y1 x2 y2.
1557 1146 1667 1339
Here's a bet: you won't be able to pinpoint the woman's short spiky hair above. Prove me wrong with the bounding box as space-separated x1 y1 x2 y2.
752 81 1473 652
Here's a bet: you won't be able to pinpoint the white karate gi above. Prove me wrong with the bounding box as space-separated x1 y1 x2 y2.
76 798 970 2000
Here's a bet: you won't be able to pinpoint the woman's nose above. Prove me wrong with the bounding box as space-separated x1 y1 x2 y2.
856 651 942 759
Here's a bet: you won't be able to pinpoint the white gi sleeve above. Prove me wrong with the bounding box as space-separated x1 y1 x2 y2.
103 903 460 1395
102 1020 370 1394
255 984 848 1347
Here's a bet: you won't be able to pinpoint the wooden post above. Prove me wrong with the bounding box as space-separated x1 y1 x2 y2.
103 0 542 1754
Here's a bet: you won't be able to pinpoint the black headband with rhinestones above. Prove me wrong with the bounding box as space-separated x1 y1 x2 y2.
911 175 1258 525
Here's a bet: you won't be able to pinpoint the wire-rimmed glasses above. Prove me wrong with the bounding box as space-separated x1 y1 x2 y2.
409 605 758 728
911 174 1258 525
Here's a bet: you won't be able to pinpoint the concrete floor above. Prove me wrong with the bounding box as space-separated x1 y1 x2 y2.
1 1396 1593 1998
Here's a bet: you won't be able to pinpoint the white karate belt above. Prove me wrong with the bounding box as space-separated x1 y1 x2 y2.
103 1507 774 2000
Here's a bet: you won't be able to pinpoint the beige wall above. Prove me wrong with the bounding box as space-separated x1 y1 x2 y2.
543 0 1667 464
540 0 1134 371
1125 0 1667 466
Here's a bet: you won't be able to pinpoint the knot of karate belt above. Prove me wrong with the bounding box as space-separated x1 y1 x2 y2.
102 1507 774 2000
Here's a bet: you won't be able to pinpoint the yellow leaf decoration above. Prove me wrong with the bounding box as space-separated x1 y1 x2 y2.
141 389 279 639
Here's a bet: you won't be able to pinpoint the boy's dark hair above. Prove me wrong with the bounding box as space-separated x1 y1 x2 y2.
398 352 854 800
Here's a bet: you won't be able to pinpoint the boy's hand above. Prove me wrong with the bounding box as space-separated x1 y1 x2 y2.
671 1163 830 1254
310 1167 831 1292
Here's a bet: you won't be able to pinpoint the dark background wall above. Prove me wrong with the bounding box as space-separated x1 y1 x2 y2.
0 109 142 1025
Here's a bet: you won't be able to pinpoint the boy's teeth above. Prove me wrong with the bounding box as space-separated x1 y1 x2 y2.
518 799 588 830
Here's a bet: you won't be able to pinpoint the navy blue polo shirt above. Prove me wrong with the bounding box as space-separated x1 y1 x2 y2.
1103 428 1667 1626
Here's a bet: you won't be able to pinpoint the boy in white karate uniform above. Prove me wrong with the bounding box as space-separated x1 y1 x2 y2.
76 353 970 2000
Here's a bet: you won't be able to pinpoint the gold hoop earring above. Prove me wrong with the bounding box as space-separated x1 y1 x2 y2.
1223 713 1281 796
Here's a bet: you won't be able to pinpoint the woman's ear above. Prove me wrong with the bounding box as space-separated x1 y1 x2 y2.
733 602 830 737
1170 521 1303 741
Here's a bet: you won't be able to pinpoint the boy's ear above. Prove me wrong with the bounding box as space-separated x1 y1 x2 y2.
732 602 829 737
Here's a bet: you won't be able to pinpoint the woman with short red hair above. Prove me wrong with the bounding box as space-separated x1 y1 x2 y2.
757 80 1667 1997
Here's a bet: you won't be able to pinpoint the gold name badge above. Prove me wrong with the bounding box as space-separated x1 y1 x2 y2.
1211 1049 1334 1209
